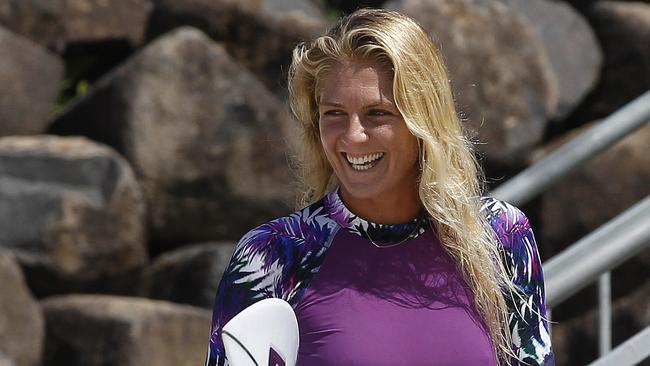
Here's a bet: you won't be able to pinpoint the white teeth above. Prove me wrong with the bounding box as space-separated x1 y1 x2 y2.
345 152 384 171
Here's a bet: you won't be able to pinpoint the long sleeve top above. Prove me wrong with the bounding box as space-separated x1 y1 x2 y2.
204 189 555 366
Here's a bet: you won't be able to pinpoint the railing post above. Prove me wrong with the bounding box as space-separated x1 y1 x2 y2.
599 272 612 355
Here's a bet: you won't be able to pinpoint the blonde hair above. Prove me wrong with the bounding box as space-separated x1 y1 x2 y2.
288 8 517 364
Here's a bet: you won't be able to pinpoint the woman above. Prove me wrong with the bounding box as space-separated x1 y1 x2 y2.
205 8 554 366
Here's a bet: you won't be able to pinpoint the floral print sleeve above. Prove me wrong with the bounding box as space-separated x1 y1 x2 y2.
482 197 555 366
204 199 339 366
203 224 279 366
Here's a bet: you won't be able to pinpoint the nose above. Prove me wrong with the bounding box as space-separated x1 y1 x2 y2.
343 114 368 144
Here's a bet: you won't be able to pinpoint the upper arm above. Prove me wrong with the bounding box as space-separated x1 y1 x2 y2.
204 225 282 366
484 199 555 366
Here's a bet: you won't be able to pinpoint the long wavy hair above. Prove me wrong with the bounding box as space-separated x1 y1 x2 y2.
288 8 518 364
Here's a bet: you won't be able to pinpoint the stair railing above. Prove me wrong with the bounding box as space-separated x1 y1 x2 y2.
544 195 650 365
491 90 650 365
492 90 650 206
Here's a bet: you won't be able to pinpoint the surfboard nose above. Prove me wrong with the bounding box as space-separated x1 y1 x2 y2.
222 298 299 366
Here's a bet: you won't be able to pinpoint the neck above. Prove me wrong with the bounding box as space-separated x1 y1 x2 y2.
339 185 423 224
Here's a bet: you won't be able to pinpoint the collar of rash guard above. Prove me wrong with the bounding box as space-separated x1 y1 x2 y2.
322 188 431 245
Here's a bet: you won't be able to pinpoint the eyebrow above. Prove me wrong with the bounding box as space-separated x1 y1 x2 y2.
319 101 344 107
319 100 395 108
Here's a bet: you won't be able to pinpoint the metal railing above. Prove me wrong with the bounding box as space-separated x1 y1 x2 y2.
544 195 650 308
587 327 650 366
492 90 650 207
543 196 650 363
542 195 650 364
491 90 650 365
543 196 650 366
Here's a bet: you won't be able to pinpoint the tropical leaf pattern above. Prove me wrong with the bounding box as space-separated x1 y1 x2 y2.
482 198 555 366
205 191 554 366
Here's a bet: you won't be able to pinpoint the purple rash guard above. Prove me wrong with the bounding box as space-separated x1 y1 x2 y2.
205 189 554 366
295 227 497 366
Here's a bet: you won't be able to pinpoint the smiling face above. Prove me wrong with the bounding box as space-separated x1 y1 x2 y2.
318 59 420 219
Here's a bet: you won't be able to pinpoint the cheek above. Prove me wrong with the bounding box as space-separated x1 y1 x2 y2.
319 126 338 162
395 130 420 166
408 139 421 168
408 136 420 161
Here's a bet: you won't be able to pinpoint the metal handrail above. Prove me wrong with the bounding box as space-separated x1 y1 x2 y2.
491 90 650 207
489 90 650 363
543 195 650 308
587 326 650 366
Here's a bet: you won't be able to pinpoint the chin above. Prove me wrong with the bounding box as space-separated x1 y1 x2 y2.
339 181 386 200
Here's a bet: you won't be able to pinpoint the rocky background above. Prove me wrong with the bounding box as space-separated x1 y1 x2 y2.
0 0 647 365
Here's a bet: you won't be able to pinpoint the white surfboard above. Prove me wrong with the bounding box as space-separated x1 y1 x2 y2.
221 298 299 366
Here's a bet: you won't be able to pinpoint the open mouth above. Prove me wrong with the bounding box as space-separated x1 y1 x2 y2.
344 152 384 171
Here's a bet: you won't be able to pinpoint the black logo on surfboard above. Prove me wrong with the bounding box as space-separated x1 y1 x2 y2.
268 346 285 366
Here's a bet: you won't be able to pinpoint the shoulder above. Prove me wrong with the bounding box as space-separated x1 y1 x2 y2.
479 196 541 285
206 197 342 366
233 195 340 261
480 196 534 251
224 196 341 301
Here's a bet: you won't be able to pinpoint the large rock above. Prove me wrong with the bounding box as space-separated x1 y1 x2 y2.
0 0 151 50
147 0 329 93
0 26 63 136
572 1 650 121
50 27 298 250
326 0 387 14
0 355 15 366
500 0 602 120
0 0 64 49
0 250 43 366
0 136 147 297
42 295 211 366
61 0 151 47
139 242 235 308
386 0 558 166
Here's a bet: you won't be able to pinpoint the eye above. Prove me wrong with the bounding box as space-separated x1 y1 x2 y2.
368 109 392 116
322 109 346 117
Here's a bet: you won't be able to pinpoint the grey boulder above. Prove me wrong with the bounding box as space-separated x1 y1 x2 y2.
147 0 329 93
0 250 43 366
580 1 650 120
42 295 211 366
0 26 63 136
50 27 298 250
386 0 558 166
0 0 151 50
0 136 147 296
499 0 602 120
139 242 236 309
